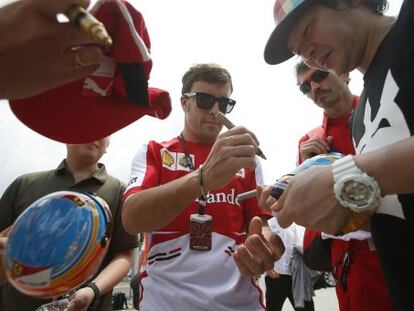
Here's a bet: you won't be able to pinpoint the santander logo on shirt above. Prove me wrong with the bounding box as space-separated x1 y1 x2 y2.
196 188 241 206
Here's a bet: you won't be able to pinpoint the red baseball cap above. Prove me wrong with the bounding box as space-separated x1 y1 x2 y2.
10 0 172 144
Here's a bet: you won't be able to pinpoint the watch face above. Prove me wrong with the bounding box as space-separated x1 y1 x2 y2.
340 180 373 207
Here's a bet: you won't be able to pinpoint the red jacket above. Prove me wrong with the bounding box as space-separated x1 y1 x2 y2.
297 96 358 164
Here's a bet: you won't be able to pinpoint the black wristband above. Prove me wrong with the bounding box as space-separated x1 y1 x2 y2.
86 282 101 310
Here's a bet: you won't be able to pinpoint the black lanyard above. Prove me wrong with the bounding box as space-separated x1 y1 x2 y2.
178 134 207 215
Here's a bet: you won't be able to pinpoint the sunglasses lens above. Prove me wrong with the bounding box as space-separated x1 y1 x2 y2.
300 82 311 94
196 93 216 109
299 70 329 94
218 99 235 114
313 70 329 82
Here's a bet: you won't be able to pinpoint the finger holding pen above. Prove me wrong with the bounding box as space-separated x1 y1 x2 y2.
36 0 112 47
257 185 278 213
212 124 261 158
64 5 112 47
216 112 267 160
216 112 260 144
36 0 111 48
0 0 105 99
237 185 280 218
202 127 259 192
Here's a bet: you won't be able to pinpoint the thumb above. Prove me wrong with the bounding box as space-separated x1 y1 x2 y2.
326 136 334 146
248 216 263 236
273 193 292 229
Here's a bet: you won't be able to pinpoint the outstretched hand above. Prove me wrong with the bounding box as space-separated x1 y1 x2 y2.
67 286 95 311
257 185 278 214
233 217 284 278
300 136 333 161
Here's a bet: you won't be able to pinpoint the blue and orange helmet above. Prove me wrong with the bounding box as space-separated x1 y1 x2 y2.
5 191 112 298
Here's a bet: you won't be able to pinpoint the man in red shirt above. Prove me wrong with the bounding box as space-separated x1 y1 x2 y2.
122 63 283 311
296 60 391 311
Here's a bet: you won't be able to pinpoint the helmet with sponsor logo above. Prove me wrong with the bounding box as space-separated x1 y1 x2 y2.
5 191 112 298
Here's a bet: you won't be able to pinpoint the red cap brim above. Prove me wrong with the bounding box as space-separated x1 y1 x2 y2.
10 82 171 144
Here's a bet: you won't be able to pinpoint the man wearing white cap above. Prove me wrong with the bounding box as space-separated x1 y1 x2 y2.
259 0 414 310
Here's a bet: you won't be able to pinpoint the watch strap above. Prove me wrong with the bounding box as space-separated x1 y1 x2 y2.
332 155 362 182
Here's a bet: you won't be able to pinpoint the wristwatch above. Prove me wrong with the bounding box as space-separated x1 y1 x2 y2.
332 155 381 212
85 282 101 310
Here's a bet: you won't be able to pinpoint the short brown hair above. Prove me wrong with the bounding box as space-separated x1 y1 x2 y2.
295 60 311 80
181 63 233 95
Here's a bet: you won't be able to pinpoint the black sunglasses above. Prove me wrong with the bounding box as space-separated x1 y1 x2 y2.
299 70 330 94
184 92 236 114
